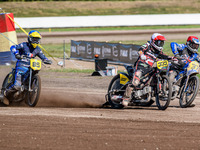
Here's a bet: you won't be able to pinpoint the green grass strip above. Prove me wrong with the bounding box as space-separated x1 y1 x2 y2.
16 25 200 33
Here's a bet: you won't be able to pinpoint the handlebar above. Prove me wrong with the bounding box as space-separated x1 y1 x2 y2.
15 54 27 60
43 59 52 65
16 54 52 65
20 55 27 59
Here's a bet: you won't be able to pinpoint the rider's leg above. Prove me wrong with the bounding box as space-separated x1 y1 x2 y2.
132 62 151 88
4 65 28 96
132 61 144 87
132 69 142 87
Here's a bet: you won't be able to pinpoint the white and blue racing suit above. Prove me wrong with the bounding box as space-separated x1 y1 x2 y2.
9 42 50 90
169 42 200 81
171 42 200 68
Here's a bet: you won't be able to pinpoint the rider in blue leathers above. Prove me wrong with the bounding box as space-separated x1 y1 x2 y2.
4 30 52 96
169 36 200 81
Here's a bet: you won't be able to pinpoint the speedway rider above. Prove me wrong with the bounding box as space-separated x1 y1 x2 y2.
4 30 52 97
169 36 200 81
132 33 172 88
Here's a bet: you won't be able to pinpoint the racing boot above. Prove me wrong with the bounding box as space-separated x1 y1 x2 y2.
3 86 17 97
122 85 133 106
4 89 12 97
0 94 9 105
13 91 20 99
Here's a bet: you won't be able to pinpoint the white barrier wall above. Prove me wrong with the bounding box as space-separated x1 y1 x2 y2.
14 14 200 28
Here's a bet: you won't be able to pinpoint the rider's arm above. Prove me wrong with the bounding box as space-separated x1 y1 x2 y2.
138 44 148 60
170 42 185 59
138 50 146 60
189 53 200 62
36 48 52 64
158 52 172 60
10 43 24 55
10 45 18 55
195 54 200 63
10 43 26 59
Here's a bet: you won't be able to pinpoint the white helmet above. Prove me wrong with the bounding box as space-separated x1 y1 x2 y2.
150 33 166 52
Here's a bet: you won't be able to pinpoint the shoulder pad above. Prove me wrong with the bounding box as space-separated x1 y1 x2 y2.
20 43 24 48
141 43 148 48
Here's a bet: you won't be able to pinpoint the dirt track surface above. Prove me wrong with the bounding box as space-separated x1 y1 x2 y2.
1 60 200 150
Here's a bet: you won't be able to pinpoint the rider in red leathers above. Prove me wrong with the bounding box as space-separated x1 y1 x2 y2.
132 33 172 88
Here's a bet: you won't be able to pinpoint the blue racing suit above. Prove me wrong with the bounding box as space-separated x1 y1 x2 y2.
9 42 49 90
171 42 200 68
169 42 200 81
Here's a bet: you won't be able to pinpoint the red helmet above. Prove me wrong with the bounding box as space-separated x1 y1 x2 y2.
186 36 200 53
150 33 166 52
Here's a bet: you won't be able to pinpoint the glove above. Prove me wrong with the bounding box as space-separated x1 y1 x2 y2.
167 56 173 60
140 54 146 60
27 53 33 58
15 54 21 60
43 59 52 65
178 59 188 67
186 58 191 63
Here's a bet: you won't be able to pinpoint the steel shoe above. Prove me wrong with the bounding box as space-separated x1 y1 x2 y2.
122 98 130 106
0 94 9 105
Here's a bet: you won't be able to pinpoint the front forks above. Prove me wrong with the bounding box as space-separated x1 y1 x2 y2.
156 75 161 94
180 76 189 98
28 69 33 92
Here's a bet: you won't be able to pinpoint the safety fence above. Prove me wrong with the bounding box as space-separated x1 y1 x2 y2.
0 51 16 65
70 40 141 64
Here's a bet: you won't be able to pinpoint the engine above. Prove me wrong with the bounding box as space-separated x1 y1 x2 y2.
133 86 152 99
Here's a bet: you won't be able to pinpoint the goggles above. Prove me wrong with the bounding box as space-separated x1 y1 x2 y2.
155 40 165 47
30 37 41 44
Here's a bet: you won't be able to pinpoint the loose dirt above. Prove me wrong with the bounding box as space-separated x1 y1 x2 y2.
0 59 200 150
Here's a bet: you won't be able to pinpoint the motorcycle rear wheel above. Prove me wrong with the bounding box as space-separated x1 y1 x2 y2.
156 75 172 110
179 75 199 108
107 74 124 109
26 74 41 107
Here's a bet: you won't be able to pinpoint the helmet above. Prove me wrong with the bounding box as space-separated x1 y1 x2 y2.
186 36 200 53
150 33 166 52
28 30 42 48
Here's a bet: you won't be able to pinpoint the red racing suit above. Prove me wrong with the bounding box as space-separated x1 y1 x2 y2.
132 42 171 88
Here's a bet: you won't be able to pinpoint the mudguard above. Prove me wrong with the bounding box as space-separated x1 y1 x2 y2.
187 61 199 76
119 72 131 85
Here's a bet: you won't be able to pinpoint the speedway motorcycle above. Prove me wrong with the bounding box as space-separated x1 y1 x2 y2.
1 56 45 107
169 59 199 108
106 60 172 110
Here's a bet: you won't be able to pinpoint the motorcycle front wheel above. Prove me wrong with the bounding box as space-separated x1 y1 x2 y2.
1 72 15 103
156 75 172 110
26 74 41 107
107 74 125 109
179 75 199 108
